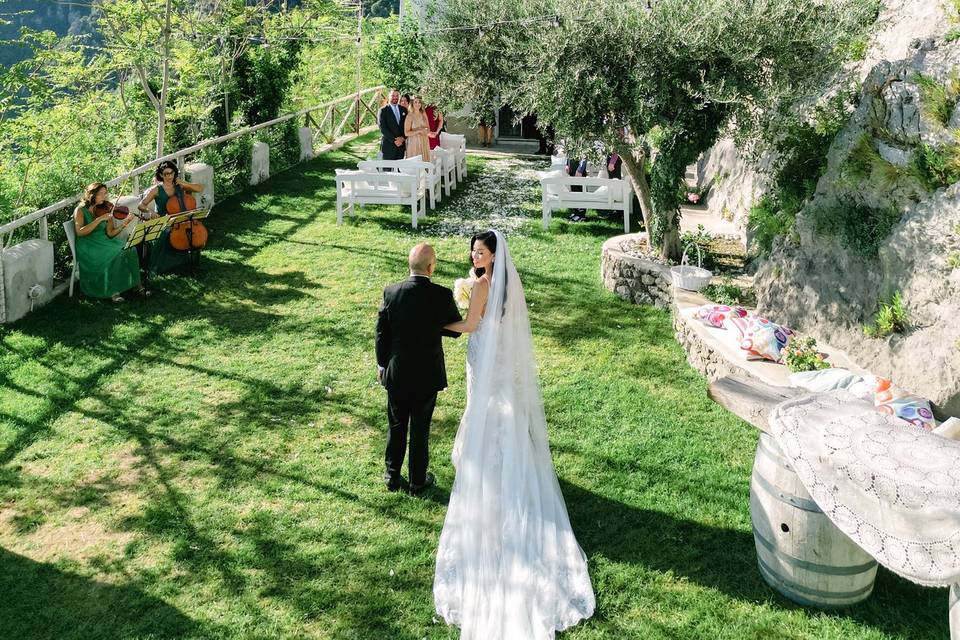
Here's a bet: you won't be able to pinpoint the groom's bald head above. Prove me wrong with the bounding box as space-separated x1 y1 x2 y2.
409 243 436 276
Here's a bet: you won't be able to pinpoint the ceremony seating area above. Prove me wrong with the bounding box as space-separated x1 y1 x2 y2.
334 134 469 229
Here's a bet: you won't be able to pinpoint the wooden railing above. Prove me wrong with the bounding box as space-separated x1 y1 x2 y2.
0 86 386 247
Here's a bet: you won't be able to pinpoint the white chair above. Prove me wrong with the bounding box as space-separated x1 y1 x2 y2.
439 132 467 182
335 168 425 229
63 218 79 297
431 147 458 196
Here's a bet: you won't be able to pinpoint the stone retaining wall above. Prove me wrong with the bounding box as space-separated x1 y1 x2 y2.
672 308 753 382
600 234 673 309
602 232 757 384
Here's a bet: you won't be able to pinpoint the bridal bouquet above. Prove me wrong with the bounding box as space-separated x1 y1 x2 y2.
453 274 476 310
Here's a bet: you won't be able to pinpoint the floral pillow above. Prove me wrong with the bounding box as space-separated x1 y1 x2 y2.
871 377 937 431
695 304 748 329
729 316 794 362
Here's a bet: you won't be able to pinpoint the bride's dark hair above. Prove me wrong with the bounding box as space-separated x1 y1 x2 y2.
470 231 497 278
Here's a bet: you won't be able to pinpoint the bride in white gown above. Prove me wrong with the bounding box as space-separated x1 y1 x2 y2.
434 230 595 639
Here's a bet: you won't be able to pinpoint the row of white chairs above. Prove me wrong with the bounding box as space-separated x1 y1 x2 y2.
334 133 467 229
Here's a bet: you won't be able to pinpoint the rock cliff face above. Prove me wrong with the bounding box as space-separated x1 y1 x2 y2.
695 0 952 235
696 1 960 414
755 26 960 415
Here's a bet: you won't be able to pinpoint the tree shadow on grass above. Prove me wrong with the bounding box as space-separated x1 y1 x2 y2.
560 479 947 639
0 547 207 640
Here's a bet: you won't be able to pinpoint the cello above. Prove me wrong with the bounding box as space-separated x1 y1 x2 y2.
165 186 208 251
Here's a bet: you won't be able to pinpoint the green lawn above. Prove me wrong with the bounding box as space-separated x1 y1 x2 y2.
0 136 946 639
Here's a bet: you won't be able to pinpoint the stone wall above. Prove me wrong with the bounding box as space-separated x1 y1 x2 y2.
672 307 754 383
600 234 673 308
603 233 765 384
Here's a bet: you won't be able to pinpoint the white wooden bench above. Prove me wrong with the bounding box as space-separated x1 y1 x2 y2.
358 157 442 210
431 147 458 196
540 172 632 232
439 132 467 182
334 168 425 229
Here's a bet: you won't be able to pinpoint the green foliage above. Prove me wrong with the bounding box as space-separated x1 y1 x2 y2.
811 199 902 258
914 72 960 127
420 0 880 259
680 223 716 270
750 90 858 256
864 291 908 337
701 278 747 306
947 252 960 269
783 336 830 372
747 196 795 256
913 141 960 190
371 21 427 94
840 133 917 189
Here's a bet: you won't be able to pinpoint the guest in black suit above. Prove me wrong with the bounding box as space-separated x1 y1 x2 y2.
379 89 407 160
376 243 462 494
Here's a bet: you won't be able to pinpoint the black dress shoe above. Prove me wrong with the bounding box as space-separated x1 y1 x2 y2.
409 472 435 495
384 475 403 492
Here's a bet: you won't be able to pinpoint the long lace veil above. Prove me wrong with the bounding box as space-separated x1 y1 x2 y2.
436 229 595 637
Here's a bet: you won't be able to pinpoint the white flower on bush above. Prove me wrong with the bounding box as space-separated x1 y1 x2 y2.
453 275 476 309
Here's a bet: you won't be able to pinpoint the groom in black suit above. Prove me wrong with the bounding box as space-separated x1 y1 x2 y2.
376 243 462 494
378 88 407 160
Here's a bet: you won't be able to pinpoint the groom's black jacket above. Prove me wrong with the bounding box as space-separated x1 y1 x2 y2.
376 275 462 397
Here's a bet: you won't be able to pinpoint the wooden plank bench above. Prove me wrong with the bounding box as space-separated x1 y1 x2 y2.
334 168 425 229
540 174 632 233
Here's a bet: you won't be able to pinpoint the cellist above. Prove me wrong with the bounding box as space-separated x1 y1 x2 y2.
138 160 204 275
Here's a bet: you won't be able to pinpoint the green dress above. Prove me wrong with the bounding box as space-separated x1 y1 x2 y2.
146 185 195 276
76 207 141 299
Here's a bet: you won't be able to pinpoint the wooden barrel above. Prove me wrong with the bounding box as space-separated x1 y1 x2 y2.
750 432 878 609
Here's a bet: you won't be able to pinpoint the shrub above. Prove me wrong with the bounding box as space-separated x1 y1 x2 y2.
864 292 908 337
948 252 960 269
915 72 960 127
783 337 830 372
701 278 747 306
680 224 716 270
811 199 902 259
913 142 960 190
747 196 795 256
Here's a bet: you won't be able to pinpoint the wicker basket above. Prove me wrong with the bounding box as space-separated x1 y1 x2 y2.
670 242 713 292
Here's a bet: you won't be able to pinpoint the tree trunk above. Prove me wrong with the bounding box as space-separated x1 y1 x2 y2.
156 0 172 158
661 216 681 262
617 144 654 246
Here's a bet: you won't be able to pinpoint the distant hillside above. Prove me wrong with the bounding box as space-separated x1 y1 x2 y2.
0 0 96 67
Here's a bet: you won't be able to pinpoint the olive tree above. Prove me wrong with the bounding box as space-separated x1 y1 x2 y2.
421 0 878 259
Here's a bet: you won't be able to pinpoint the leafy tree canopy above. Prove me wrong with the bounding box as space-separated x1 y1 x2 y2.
421 0 879 258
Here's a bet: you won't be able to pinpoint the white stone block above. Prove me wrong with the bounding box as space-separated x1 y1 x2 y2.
185 162 215 210
251 142 270 185
299 127 315 161
1 239 54 323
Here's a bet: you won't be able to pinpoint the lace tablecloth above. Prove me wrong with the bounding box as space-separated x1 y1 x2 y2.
769 391 960 636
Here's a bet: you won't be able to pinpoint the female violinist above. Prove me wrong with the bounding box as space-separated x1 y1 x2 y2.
73 182 148 302
138 160 205 275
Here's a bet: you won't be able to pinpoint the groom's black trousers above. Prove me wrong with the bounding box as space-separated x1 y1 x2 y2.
385 390 437 486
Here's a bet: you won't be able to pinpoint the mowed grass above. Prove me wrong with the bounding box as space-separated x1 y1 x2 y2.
0 135 946 639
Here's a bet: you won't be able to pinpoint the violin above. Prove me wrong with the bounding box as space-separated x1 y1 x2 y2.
93 200 139 220
165 186 208 251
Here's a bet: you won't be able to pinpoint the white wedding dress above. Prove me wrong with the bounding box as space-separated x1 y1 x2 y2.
433 230 595 639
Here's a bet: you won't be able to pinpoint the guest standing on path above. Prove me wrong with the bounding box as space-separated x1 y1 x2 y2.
378 89 407 161
404 96 431 162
